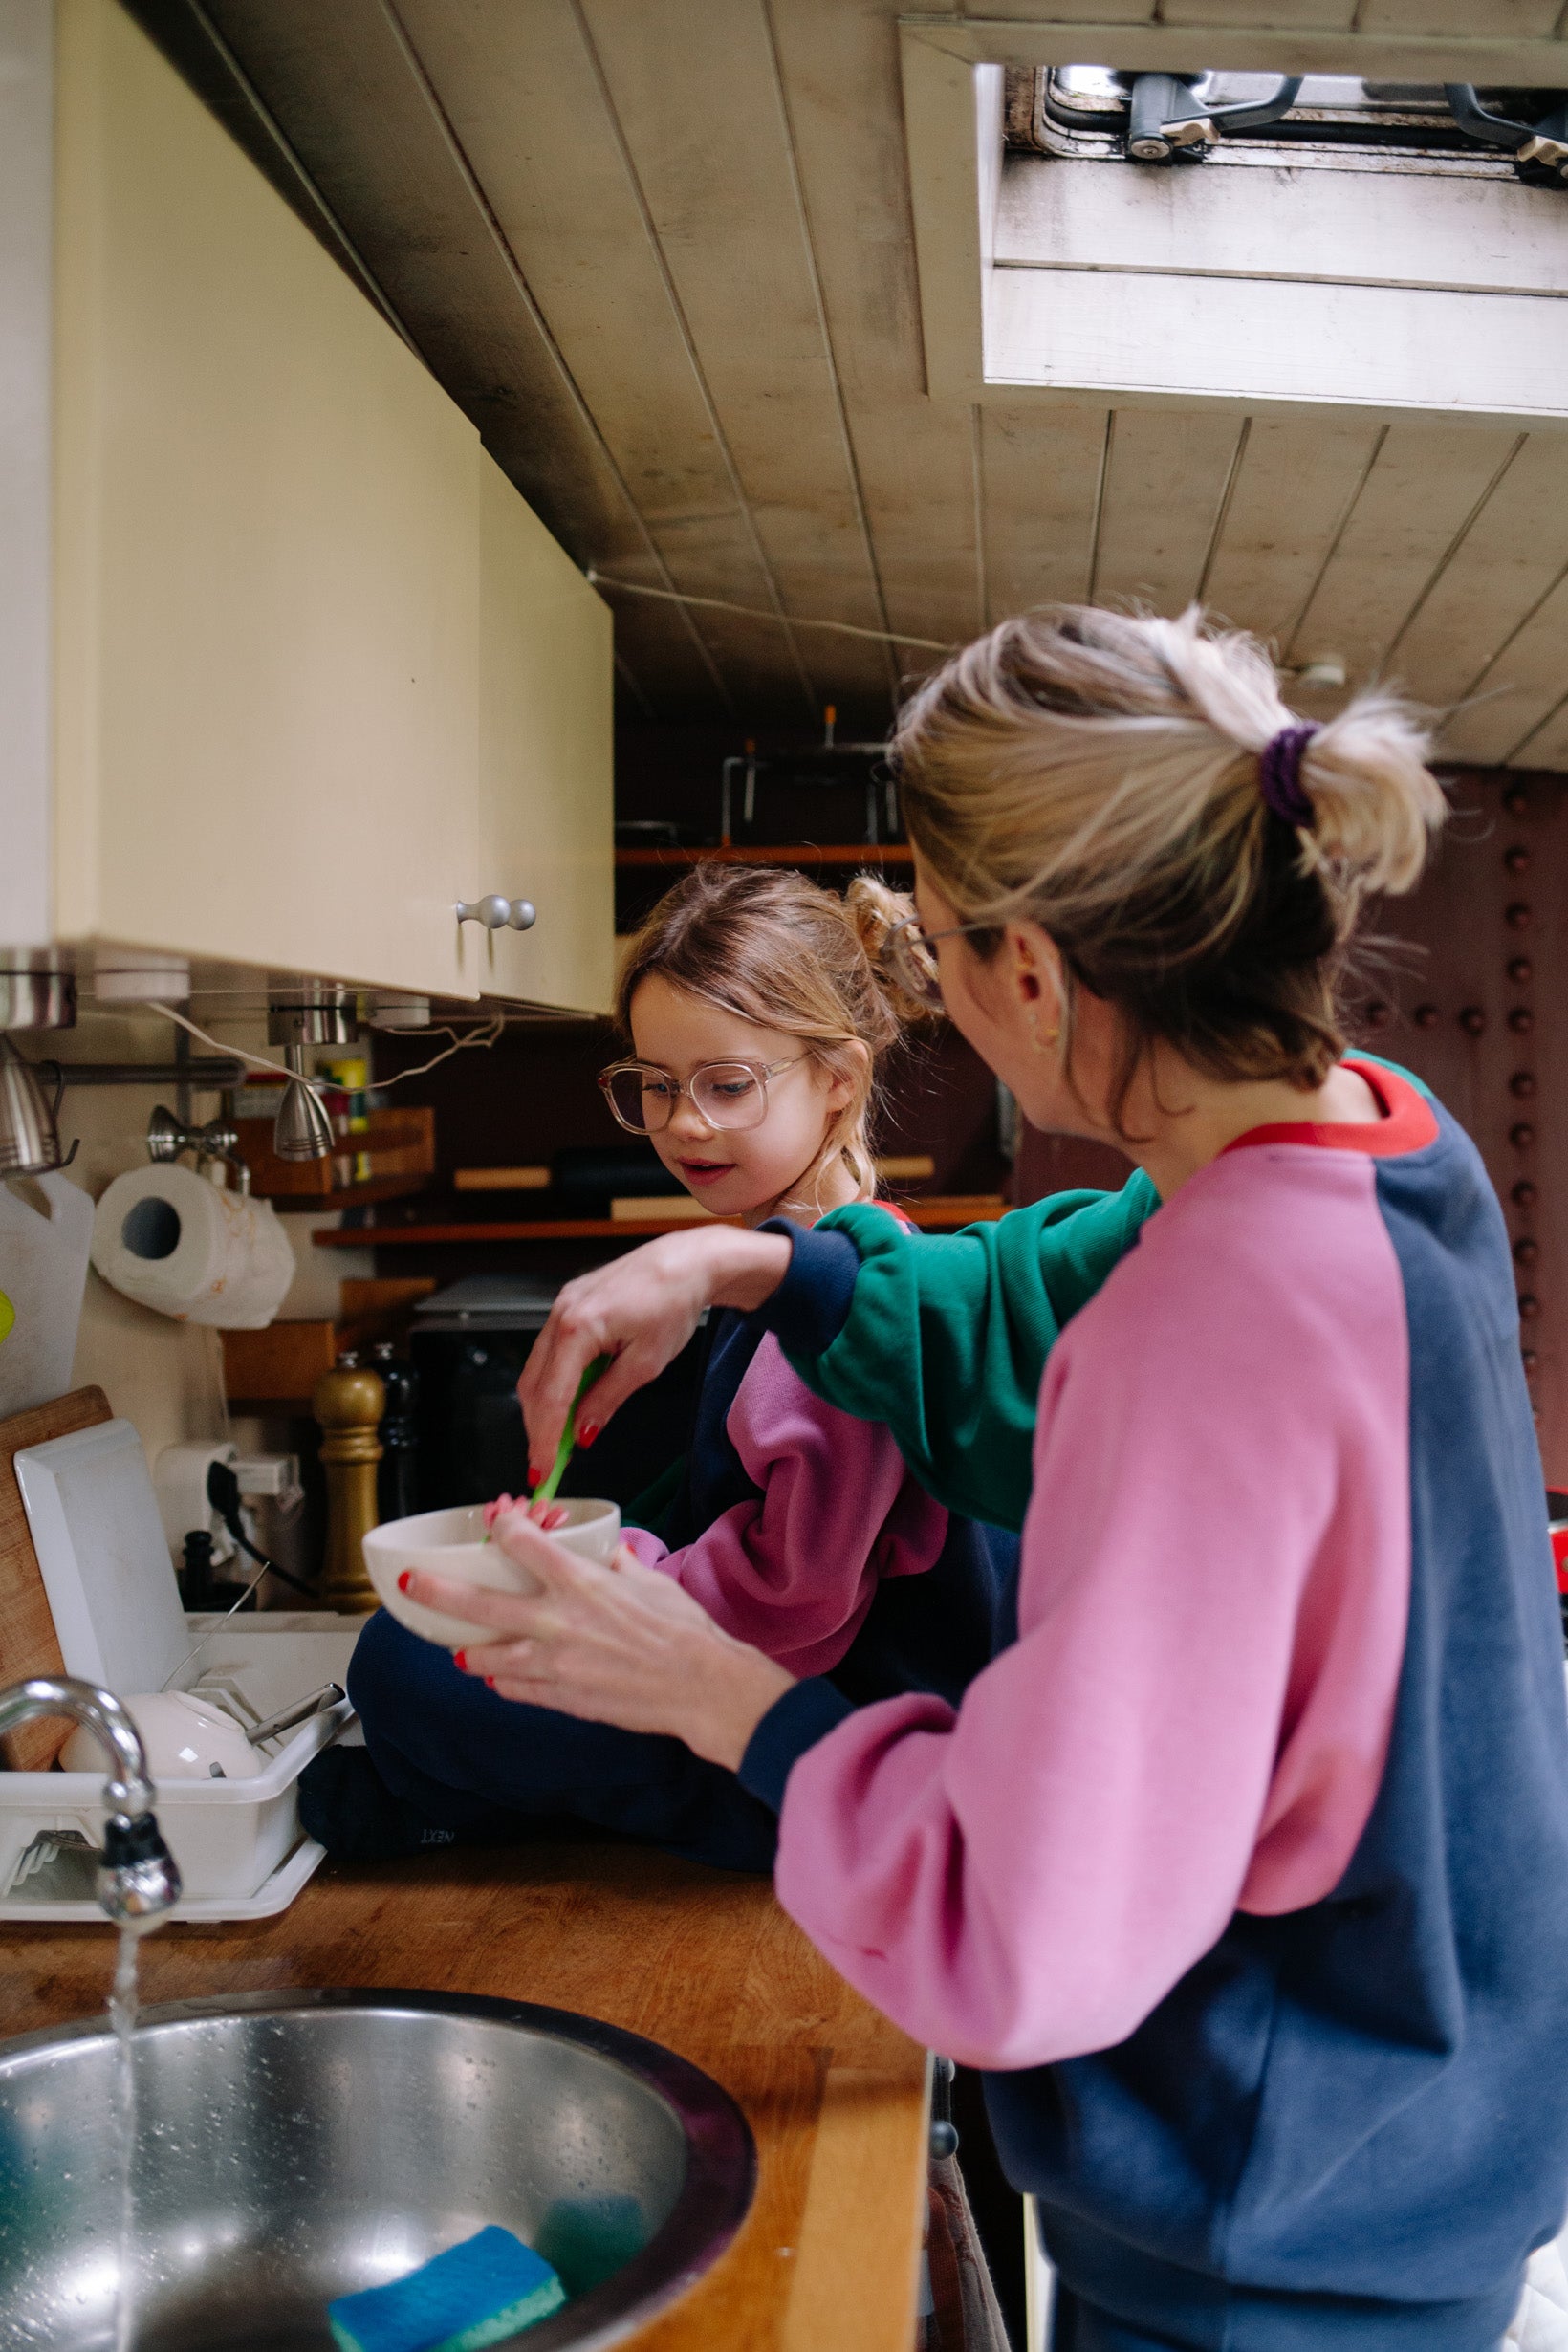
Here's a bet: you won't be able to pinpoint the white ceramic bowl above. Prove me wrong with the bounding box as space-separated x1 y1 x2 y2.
361 1498 622 1648
60 1689 262 1782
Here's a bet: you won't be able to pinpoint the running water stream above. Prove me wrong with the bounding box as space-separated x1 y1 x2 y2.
109 1924 145 2352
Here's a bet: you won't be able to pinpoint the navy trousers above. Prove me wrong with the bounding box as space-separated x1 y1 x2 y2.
346 1606 780 1873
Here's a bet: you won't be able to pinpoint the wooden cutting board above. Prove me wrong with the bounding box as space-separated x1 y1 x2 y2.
0 1385 112 1769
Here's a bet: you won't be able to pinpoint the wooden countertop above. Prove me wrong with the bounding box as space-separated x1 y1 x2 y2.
0 1842 929 2351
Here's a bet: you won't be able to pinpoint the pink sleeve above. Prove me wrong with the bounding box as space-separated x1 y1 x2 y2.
656 1333 947 1678
769 1152 1410 2068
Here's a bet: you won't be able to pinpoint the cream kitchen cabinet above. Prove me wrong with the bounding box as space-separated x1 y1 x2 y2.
4 0 611 1013
461 455 614 1015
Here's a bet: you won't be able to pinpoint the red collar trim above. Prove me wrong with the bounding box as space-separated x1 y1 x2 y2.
1221 1059 1439 1159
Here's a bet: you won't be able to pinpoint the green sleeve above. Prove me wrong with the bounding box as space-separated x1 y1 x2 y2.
782 1175 1159 1532
772 1056 1412 1532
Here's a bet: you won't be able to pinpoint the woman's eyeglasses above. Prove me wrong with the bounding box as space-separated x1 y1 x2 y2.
598 1056 806 1136
880 914 991 1011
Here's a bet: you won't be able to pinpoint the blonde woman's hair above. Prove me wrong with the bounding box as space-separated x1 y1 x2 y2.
891 603 1447 1131
614 862 926 1202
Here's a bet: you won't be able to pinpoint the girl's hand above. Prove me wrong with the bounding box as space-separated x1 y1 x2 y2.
397 1505 795 1772
517 1227 793 1474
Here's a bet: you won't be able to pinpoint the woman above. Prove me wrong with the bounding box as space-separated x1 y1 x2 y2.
401 606 1568 2349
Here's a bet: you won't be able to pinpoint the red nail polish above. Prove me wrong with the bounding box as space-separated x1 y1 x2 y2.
486 1677 496 1689
397 1571 413 1593
579 1422 600 1448
454 1650 468 1672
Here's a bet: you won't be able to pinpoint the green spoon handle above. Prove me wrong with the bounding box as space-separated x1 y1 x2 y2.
533 1354 611 1506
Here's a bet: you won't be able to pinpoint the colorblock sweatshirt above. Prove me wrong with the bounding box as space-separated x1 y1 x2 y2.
625 1326 951 1677
738 1063 1568 2338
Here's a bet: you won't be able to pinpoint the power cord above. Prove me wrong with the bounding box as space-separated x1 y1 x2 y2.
159 1462 323 1691
205 1460 316 1598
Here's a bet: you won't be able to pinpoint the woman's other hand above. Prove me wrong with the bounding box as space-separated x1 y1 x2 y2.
397 1504 795 1772
517 1226 794 1473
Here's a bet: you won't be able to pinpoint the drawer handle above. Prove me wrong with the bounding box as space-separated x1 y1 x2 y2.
456 896 536 932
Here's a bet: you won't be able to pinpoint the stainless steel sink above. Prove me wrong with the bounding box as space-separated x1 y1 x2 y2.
0 1987 755 2350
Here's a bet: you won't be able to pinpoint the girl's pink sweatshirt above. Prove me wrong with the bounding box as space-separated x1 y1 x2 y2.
625 1329 949 1677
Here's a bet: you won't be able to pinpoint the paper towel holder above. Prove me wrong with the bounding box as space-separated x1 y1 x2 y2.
146 1105 250 1192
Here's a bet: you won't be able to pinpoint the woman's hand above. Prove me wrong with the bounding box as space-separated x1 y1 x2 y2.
517 1226 794 1473
397 1505 795 1772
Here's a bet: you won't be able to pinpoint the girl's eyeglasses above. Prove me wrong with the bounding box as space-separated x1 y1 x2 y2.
599 1056 806 1136
880 913 993 1011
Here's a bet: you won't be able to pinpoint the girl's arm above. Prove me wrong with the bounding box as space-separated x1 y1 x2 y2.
520 1175 1159 1533
638 1335 947 1678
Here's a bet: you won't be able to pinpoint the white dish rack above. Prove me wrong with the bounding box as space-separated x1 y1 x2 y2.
2 1416 362 1925
0 1615 359 1922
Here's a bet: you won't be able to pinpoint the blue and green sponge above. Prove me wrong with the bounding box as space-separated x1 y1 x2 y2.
328 2226 567 2352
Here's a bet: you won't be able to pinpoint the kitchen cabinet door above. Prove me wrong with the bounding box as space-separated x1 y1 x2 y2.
462 454 614 1016
51 0 483 1000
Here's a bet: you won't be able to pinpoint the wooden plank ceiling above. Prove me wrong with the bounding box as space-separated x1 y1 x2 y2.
131 0 1568 756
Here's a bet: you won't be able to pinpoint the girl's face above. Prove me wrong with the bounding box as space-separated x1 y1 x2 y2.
627 974 860 1225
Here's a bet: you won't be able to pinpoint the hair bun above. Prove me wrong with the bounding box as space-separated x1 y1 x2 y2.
845 874 936 1028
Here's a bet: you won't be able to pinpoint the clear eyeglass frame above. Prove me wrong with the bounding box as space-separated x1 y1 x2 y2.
598 1056 806 1136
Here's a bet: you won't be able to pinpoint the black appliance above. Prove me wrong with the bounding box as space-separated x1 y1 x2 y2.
409 1274 706 1519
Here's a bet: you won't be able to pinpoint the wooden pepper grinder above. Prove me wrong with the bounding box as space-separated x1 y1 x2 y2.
313 1352 384 1612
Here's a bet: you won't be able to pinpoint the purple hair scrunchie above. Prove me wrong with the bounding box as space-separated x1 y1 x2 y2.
1258 723 1319 829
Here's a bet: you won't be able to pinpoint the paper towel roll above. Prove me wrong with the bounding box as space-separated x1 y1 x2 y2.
91 1165 295 1329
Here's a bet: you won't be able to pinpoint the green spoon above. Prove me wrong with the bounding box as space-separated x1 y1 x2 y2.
532 1354 612 1508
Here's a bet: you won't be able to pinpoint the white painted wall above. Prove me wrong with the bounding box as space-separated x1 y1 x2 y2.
0 0 53 947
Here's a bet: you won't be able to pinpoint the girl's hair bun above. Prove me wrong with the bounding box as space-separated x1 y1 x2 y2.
844 874 934 1030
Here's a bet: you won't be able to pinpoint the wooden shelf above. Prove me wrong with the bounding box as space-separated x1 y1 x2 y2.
616 841 912 868
312 1196 1009 1248
222 1277 436 1405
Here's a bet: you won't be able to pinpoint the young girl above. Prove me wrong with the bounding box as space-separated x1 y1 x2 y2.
422 608 1568 2350
306 864 1016 1867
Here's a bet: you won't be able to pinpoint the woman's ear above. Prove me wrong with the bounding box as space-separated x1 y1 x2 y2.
1006 922 1067 1031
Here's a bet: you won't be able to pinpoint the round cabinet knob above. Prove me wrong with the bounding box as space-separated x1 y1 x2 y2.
456 895 512 930
456 896 537 932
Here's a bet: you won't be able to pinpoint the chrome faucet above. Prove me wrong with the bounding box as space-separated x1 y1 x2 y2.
0 1676 182 1922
